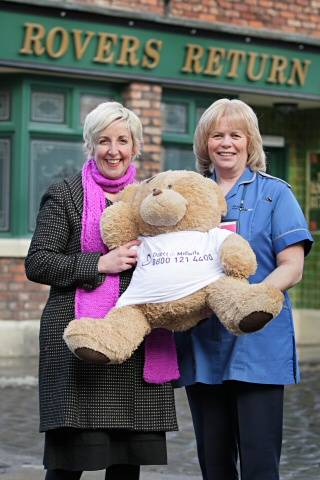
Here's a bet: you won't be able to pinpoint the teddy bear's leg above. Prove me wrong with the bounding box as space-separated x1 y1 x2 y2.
206 277 283 335
63 306 151 363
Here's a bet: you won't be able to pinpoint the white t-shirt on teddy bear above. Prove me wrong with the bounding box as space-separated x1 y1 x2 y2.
116 228 232 307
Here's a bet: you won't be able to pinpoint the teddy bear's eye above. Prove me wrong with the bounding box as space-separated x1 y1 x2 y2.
167 184 172 189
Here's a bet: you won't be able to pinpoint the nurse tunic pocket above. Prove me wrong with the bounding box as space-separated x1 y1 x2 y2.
248 198 273 244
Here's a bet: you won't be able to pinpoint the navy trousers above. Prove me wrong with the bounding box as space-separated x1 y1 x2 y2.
186 381 284 480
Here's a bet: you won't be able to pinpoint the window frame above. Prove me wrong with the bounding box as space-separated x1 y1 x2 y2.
0 75 119 238
161 90 223 170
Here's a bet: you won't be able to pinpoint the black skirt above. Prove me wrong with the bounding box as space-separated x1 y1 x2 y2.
44 428 167 471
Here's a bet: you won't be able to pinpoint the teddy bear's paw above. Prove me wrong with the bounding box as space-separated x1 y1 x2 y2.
74 347 111 364
237 283 284 334
239 312 273 333
63 319 121 364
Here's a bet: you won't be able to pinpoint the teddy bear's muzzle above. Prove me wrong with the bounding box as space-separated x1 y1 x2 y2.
140 189 188 227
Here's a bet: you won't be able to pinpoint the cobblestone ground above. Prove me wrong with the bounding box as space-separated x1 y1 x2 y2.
0 357 319 479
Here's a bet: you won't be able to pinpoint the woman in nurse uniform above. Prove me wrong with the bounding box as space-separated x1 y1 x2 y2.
175 98 313 480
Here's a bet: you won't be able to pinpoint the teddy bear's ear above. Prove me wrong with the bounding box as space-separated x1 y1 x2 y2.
213 182 228 216
118 183 140 203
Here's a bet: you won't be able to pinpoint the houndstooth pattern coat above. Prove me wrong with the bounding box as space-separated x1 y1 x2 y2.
25 173 177 433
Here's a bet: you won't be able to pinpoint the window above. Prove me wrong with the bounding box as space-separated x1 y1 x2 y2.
80 94 112 125
164 146 196 171
161 91 222 171
31 91 65 123
0 91 10 121
29 140 85 230
161 102 188 134
0 77 118 237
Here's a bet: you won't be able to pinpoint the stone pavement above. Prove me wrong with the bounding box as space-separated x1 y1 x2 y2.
0 470 200 480
0 357 202 480
1 345 320 480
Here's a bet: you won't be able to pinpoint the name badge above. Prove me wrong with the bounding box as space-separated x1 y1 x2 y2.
219 220 238 233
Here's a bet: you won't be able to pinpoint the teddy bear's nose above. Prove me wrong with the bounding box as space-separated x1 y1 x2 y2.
152 188 162 196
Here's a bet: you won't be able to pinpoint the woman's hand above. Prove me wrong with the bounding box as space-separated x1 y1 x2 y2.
97 240 141 274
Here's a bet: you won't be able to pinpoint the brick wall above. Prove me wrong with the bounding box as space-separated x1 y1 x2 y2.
74 0 165 16
0 258 48 321
170 0 320 38
123 82 163 179
67 0 320 38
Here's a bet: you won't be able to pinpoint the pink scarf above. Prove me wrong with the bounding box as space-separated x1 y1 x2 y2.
75 159 136 319
75 159 179 384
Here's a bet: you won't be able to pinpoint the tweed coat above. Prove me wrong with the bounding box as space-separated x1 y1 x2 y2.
25 173 177 433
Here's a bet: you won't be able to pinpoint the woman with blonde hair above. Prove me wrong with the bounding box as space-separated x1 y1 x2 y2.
175 98 313 480
25 101 177 480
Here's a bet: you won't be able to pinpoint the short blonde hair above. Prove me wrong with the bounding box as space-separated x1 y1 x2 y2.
194 98 266 176
83 101 143 158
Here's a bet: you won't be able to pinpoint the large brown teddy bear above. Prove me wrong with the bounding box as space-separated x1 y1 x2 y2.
64 170 283 364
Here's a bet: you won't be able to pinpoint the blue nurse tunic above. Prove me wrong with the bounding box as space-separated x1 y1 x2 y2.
175 167 313 386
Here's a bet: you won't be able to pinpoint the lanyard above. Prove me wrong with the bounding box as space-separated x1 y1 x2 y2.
224 183 251 233
238 183 250 212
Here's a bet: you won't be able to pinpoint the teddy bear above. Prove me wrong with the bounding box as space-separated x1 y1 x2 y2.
64 170 283 368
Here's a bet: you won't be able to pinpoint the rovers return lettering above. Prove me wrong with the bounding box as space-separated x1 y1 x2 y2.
19 22 311 87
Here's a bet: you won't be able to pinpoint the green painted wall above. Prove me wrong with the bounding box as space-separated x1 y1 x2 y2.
257 106 319 309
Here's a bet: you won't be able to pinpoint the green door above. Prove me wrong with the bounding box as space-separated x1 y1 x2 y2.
265 146 287 181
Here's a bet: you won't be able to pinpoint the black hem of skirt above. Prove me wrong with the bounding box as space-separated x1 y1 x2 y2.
43 428 167 471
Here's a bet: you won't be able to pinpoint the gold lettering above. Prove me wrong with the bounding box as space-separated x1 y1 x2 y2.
203 47 225 76
19 22 46 56
72 29 95 60
267 55 288 84
246 52 269 81
93 33 118 63
227 50 246 78
142 39 162 69
181 44 204 74
46 27 69 58
287 58 311 86
117 35 140 66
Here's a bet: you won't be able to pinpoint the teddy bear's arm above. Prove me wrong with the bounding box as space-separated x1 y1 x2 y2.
100 201 139 249
219 233 257 279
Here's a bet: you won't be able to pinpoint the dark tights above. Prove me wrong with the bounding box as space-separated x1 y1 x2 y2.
45 465 140 480
45 471 81 480
107 465 140 479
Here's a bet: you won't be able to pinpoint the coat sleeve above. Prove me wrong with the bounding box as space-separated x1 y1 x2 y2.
25 182 105 290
